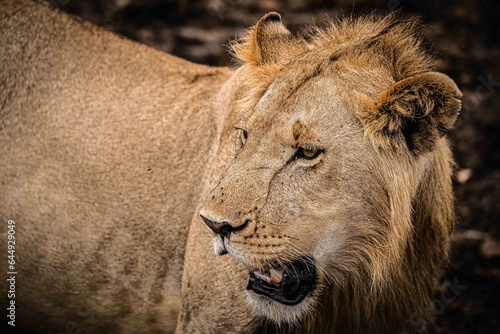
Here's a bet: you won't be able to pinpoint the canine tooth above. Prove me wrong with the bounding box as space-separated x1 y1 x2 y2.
270 268 284 285
253 270 271 283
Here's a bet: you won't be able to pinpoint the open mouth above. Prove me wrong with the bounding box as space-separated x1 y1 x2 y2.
246 257 316 305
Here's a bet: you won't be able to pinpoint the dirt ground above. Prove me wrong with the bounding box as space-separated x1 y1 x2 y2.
46 0 500 333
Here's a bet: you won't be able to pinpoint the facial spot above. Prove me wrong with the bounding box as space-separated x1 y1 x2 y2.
292 120 304 141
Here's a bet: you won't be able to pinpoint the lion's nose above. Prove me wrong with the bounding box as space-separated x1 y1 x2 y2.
200 213 249 237
200 214 230 236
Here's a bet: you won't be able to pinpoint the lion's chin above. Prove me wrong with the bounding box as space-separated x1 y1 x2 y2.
245 287 316 325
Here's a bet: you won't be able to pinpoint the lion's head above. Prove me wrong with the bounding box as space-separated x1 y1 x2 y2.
199 13 461 332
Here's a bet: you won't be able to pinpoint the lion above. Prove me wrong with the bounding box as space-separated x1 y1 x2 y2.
179 12 462 334
0 1 461 334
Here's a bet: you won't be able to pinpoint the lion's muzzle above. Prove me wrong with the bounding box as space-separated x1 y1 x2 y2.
200 213 251 255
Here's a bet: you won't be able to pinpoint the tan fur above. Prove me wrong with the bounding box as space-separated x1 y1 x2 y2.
0 1 230 333
1 2 461 333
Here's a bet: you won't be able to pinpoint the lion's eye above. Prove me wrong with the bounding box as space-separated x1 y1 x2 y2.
235 128 248 149
295 147 322 160
240 129 248 144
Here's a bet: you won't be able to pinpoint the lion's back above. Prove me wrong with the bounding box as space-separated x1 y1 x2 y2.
0 1 230 332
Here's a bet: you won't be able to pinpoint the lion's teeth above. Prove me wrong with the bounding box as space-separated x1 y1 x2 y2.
253 269 271 283
270 268 284 285
253 268 284 286
253 268 285 286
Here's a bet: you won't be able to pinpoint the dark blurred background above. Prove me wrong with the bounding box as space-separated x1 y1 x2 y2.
46 0 500 333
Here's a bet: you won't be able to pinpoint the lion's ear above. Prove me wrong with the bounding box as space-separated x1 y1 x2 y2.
232 12 305 66
356 72 462 154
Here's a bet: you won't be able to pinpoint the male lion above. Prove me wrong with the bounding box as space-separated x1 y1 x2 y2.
0 1 461 333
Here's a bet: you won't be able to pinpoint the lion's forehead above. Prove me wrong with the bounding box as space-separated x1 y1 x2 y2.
245 77 357 144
